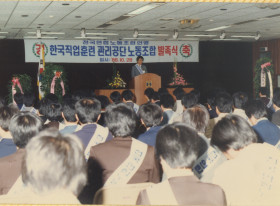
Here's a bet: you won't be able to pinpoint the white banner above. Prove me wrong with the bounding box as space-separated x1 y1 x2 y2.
24 39 199 63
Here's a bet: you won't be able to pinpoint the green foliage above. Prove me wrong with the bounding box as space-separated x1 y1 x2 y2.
7 74 32 104
41 64 68 102
253 57 273 97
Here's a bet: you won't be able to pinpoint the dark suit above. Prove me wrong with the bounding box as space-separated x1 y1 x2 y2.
131 64 148 78
272 110 280 127
137 176 227 205
0 149 25 195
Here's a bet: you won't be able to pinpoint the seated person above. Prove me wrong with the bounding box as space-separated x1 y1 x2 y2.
272 90 280 126
206 92 218 119
0 130 87 204
74 98 113 160
205 92 233 138
245 100 280 145
13 93 24 110
258 87 274 120
160 94 175 125
21 93 37 114
170 86 185 123
96 95 110 127
151 92 160 106
59 99 80 134
138 103 163 147
110 91 122 104
190 89 201 104
0 105 19 158
0 112 42 195
144 88 154 103
211 115 280 205
182 105 227 182
43 102 63 130
232 91 249 121
122 90 139 113
137 123 226 205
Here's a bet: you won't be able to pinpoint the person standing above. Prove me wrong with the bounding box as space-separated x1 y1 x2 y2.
131 56 148 78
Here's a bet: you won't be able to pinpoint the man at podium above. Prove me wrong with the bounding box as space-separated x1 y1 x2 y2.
131 56 148 78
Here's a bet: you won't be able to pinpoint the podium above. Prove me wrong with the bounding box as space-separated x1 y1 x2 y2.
129 73 161 105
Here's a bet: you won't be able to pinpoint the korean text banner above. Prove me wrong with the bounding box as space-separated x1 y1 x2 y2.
24 39 199 63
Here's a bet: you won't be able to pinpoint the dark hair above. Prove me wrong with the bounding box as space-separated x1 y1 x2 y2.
96 95 110 110
0 97 5 108
211 115 257 152
9 112 42 148
136 56 144 62
156 123 206 168
62 99 77 122
110 91 122 104
45 103 62 122
44 93 59 103
259 87 267 96
14 93 24 105
273 90 280 108
152 92 160 101
0 105 19 131
73 90 96 102
207 93 216 110
173 86 185 100
23 93 35 107
182 104 210 133
232 92 248 109
144 88 154 101
181 93 198 109
139 103 163 127
122 90 134 101
160 94 175 109
38 98 51 116
75 98 101 124
62 93 73 103
215 92 233 113
245 100 267 119
105 103 136 137
191 89 200 103
158 88 169 96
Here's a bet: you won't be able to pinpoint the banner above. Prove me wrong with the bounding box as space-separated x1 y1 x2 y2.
24 39 199 63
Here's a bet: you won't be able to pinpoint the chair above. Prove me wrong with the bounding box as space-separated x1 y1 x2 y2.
93 182 154 205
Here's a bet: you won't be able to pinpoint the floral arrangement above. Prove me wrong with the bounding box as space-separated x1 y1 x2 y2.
106 63 126 89
169 62 188 87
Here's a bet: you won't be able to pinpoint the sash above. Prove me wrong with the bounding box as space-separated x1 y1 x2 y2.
274 140 280 150
8 175 25 195
146 180 178 205
135 64 144 75
104 138 148 187
84 124 109 161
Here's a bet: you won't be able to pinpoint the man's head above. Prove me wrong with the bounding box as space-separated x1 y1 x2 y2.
75 98 101 124
9 112 42 148
136 56 144 65
144 88 155 101
139 103 163 128
245 100 267 125
182 104 210 134
23 93 36 107
45 103 62 122
105 103 137 137
160 94 174 110
14 93 24 106
273 90 280 110
232 92 248 109
173 86 185 100
22 129 87 196
0 105 19 131
110 91 122 104
259 87 268 97
215 92 233 114
156 123 206 169
211 115 257 159
181 93 198 109
62 99 77 123
122 90 134 102
96 95 110 110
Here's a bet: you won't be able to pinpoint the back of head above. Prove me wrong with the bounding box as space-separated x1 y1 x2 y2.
191 89 200 103
110 91 122 104
160 94 175 109
122 90 134 101
22 129 87 196
259 87 268 96
9 112 42 148
23 93 35 107
173 86 185 100
44 93 59 103
144 88 154 101
181 93 198 109
38 98 51 116
14 93 24 105
158 88 169 97
62 99 77 122
211 115 257 153
96 95 110 110
232 92 248 109
215 92 233 113
75 98 101 124
245 100 267 119
273 90 280 108
182 104 210 134
152 92 160 101
139 103 163 127
105 103 136 137
45 102 62 122
0 105 19 131
156 123 205 169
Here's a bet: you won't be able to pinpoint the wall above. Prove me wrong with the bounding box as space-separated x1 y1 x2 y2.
0 39 253 103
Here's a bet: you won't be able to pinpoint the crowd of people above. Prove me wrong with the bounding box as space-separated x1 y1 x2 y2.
0 86 279 205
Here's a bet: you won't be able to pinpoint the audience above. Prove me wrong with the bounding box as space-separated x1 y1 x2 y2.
21 93 37 114
211 115 280 205
110 91 122 104
137 123 226 205
122 89 139 113
206 91 218 119
245 100 280 145
272 89 280 126
43 102 63 130
144 88 154 103
138 103 163 147
13 93 24 110
232 91 249 121
0 112 42 195
59 99 79 134
96 95 110 127
151 91 160 106
160 94 175 125
171 86 185 123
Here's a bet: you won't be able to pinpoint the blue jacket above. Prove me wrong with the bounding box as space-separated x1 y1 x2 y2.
138 126 162 147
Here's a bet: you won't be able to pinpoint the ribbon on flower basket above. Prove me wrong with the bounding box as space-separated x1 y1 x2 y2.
12 77 24 105
50 71 65 96
260 62 273 105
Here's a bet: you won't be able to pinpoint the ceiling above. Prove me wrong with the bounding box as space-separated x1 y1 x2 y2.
1 1 280 41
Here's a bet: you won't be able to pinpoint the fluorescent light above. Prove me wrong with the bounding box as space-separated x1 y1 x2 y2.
0 36 6 38
185 34 216 37
123 37 154 40
27 31 65 35
86 32 118 36
0 32 8 34
127 3 164 15
212 39 241 41
169 38 198 41
206 26 231 31
138 33 169 37
74 37 107 39
24 36 58 39
231 35 255 38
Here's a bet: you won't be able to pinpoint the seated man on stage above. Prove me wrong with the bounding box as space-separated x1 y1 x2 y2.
131 56 148 78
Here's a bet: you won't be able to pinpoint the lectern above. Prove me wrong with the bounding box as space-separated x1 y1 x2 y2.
129 73 161 105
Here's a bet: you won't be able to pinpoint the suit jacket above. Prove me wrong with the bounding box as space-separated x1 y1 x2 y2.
0 149 25 195
131 64 147 78
137 175 226 205
205 113 228 138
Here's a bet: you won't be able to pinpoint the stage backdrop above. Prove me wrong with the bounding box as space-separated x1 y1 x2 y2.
24 40 199 63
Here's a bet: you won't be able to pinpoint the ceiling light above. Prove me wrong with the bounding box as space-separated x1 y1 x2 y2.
24 36 58 39
160 27 166 29
0 36 6 39
185 34 217 37
75 37 107 40
127 3 164 16
75 16 82 18
173 29 179 40
0 32 8 34
255 31 261 40
206 25 231 31
160 18 174 21
173 38 199 41
212 39 241 41
220 30 226 39
209 19 214 22
21 15 29 18
133 29 138 38
86 32 118 36
138 33 169 37
49 15 54 18
27 31 65 35
231 35 255 38
123 37 154 40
